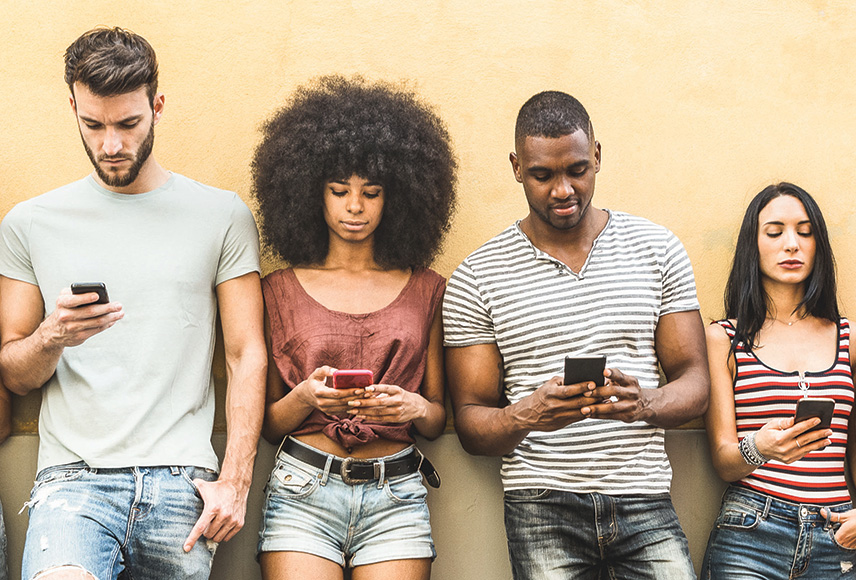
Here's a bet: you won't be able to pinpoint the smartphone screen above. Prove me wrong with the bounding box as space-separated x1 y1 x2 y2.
71 282 109 305
794 397 835 431
563 356 606 387
332 369 374 389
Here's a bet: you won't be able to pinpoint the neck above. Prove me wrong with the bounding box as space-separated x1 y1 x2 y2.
322 236 381 272
519 206 608 255
94 156 170 195
764 279 807 322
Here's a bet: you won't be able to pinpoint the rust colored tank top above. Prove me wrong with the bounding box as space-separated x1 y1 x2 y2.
262 267 445 449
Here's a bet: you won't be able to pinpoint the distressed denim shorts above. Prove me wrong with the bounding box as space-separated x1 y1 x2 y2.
504 488 695 580
258 438 435 567
22 462 218 580
702 484 856 579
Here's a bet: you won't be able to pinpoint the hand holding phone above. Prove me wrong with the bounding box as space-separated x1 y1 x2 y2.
71 282 110 305
332 369 374 389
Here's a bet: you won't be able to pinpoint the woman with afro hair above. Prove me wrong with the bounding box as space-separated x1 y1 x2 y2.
253 76 456 580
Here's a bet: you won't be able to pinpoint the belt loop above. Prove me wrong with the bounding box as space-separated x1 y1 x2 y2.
170 466 180 476
320 454 333 486
376 459 386 489
762 496 771 520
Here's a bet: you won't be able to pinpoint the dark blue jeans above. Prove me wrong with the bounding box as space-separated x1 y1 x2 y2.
702 484 856 579
504 488 695 580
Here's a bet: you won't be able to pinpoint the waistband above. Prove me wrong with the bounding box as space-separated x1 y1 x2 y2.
726 484 852 523
279 436 440 488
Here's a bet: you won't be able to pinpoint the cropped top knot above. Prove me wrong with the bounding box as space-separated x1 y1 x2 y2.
262 267 446 450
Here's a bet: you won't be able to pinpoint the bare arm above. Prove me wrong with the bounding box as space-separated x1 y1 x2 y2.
445 342 595 457
0 380 10 444
184 272 267 551
0 276 123 394
703 322 829 482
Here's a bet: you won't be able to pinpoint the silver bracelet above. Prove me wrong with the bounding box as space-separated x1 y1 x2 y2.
739 431 769 466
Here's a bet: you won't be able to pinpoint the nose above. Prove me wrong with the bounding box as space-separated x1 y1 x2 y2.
783 229 799 252
345 191 363 214
102 127 123 156
552 176 573 198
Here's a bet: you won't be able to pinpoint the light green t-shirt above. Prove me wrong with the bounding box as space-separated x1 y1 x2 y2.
0 173 260 472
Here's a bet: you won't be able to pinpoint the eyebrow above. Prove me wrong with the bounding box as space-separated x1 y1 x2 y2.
526 160 589 172
329 179 383 186
762 220 812 226
78 114 144 125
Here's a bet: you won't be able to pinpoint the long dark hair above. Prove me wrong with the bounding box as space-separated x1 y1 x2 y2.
724 182 838 350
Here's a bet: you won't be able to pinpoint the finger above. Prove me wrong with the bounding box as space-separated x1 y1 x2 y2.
184 510 213 552
789 417 822 436
604 367 627 385
559 381 596 399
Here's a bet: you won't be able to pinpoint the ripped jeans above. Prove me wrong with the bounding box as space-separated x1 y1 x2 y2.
22 462 218 580
702 484 856 579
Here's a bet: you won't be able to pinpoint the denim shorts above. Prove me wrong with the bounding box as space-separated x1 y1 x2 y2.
22 462 218 580
504 488 695 580
258 438 435 567
0 498 8 580
702 484 856 579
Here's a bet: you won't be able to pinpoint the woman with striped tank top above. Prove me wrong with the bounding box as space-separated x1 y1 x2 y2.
702 183 856 578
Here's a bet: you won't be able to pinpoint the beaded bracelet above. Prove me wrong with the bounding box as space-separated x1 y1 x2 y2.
739 431 769 466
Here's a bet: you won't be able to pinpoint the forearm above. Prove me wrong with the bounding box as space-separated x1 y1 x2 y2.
0 385 11 444
411 399 446 440
262 389 317 444
643 368 710 429
455 402 532 457
0 326 64 395
710 439 756 482
219 351 266 493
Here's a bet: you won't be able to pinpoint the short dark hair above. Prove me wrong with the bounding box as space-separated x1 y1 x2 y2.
64 27 159 101
515 91 593 146
252 75 457 269
725 182 839 350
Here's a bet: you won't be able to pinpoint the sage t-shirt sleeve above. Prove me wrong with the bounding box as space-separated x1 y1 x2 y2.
0 203 38 285
215 195 261 286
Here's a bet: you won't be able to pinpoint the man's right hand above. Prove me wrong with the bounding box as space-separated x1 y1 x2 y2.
43 288 124 348
509 376 597 431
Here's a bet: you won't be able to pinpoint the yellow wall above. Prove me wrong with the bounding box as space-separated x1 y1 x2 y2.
4 1 856 431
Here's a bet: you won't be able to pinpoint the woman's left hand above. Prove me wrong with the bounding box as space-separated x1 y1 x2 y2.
346 384 428 423
821 508 856 548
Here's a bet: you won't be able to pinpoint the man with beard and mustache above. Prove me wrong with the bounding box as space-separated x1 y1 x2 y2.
0 27 266 580
442 91 710 579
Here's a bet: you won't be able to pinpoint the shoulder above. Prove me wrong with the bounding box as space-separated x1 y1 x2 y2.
414 267 446 288
705 319 735 346
2 179 88 227
605 211 679 243
170 174 250 212
262 267 294 289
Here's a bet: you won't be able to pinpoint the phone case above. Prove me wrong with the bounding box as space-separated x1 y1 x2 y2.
70 282 109 304
332 369 374 389
794 397 836 431
563 356 606 387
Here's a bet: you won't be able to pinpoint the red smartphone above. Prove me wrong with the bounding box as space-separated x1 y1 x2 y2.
332 369 374 389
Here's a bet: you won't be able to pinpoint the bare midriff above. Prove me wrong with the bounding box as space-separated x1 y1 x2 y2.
294 431 411 459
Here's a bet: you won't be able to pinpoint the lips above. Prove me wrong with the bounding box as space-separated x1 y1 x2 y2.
550 202 578 217
779 260 804 269
341 221 368 231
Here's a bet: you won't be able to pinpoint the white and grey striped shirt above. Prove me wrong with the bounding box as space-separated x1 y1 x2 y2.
443 211 699 494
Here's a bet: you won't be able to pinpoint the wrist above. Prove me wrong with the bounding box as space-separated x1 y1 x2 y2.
739 431 769 466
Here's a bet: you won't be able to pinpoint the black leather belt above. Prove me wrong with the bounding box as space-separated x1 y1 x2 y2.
282 438 440 488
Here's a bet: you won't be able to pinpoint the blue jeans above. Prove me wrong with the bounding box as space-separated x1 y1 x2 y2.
504 488 695 580
702 484 856 579
259 439 435 567
22 462 218 580
0 498 8 580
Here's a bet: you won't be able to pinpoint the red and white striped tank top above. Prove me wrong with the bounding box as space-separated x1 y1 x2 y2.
719 318 854 505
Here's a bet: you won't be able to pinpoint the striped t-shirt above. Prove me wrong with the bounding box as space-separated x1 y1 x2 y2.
721 318 854 505
443 211 700 494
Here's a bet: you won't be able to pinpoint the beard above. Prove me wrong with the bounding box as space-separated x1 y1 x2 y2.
82 120 155 188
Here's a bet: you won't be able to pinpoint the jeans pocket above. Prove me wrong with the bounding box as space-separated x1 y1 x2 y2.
715 502 760 530
269 461 319 500
384 472 427 504
179 466 218 499
829 527 856 552
503 488 552 502
34 463 89 487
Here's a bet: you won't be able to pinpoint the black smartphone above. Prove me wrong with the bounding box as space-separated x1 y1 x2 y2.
70 282 109 305
794 397 835 431
563 355 606 387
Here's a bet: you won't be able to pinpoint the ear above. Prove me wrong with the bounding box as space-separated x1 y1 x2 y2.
69 94 76 114
593 141 602 174
152 93 165 126
510 152 523 183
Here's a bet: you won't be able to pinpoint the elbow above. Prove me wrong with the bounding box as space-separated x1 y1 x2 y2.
0 423 9 446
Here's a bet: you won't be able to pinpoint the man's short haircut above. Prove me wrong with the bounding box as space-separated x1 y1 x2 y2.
515 91 593 146
64 27 159 101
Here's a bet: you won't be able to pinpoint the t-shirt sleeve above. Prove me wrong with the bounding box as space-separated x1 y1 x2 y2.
0 203 38 285
215 195 261 286
442 259 496 347
660 231 700 316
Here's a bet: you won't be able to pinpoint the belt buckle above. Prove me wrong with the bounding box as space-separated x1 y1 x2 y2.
340 457 371 485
